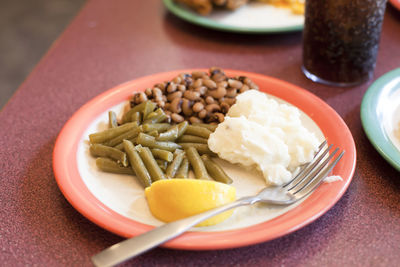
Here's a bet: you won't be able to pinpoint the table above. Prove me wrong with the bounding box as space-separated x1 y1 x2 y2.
1 1 400 266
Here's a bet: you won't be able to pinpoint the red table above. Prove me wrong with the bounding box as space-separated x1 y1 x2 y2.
1 1 400 266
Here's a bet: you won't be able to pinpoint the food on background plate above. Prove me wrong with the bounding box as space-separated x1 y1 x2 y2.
175 0 249 15
208 90 320 186
145 179 236 226
175 0 304 15
256 0 305 14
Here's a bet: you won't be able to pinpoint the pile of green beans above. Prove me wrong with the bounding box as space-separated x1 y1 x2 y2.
88 100 232 188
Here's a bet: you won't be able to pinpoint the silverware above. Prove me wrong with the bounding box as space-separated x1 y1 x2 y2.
92 141 344 267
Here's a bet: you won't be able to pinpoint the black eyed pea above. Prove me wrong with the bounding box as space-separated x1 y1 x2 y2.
198 109 207 119
182 98 193 116
205 96 216 104
211 72 226 83
167 82 177 93
183 90 201 101
226 88 237 98
177 84 186 92
192 78 203 88
179 73 191 80
173 76 182 84
192 102 204 113
189 116 203 124
192 71 207 79
194 86 207 95
205 103 221 113
170 97 183 114
154 83 166 92
167 91 183 102
228 79 243 89
207 86 226 99
203 79 217 90
156 100 165 108
240 84 250 93
217 81 228 88
145 88 153 97
152 87 163 99
138 92 148 103
213 112 225 123
171 113 184 123
242 77 253 85
224 97 236 106
220 102 230 113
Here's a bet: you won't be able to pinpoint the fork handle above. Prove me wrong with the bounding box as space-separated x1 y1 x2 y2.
92 196 257 267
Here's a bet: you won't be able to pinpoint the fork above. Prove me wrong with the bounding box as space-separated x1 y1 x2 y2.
92 141 344 267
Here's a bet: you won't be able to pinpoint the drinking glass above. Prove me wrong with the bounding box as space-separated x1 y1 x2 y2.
302 0 387 87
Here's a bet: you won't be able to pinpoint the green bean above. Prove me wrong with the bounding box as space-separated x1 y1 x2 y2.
144 111 157 120
108 111 118 128
185 147 210 180
150 148 173 162
95 157 134 175
123 140 152 187
89 122 136 144
175 157 189 178
177 121 189 138
122 101 147 123
143 108 167 124
166 151 185 178
136 145 165 182
147 130 159 137
142 123 171 133
90 144 128 167
156 159 168 172
174 148 183 156
201 154 232 184
137 133 181 152
192 123 218 132
185 125 212 139
177 135 208 144
178 143 215 155
131 111 142 124
103 125 140 147
142 100 157 119
113 137 136 151
157 125 178 141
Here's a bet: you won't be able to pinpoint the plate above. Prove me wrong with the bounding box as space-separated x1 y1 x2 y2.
163 0 304 33
361 68 400 172
53 69 356 250
389 0 400 11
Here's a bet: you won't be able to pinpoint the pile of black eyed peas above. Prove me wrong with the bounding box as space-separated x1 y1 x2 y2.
88 100 233 188
130 67 259 124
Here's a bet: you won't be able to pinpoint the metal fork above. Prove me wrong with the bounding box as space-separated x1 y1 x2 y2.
92 141 344 267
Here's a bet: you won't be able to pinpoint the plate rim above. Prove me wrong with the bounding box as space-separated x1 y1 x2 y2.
361 68 400 172
389 0 400 11
162 0 304 34
53 69 356 250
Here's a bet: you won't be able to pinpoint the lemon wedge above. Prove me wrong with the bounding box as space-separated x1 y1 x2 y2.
145 179 236 227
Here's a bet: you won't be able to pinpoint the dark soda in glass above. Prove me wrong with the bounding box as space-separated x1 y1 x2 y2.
302 0 387 86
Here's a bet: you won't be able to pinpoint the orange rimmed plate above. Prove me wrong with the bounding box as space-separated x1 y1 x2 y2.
53 69 356 250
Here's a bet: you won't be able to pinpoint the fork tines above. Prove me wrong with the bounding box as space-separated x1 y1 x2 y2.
284 141 344 200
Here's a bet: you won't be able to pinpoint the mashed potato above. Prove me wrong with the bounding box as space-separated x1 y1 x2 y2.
208 90 320 186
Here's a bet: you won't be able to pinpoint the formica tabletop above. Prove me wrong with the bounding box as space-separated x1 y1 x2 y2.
1 1 400 266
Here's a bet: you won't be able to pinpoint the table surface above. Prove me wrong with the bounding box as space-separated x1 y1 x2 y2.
1 1 400 266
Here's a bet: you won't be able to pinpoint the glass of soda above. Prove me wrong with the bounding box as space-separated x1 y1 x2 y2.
302 0 387 87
